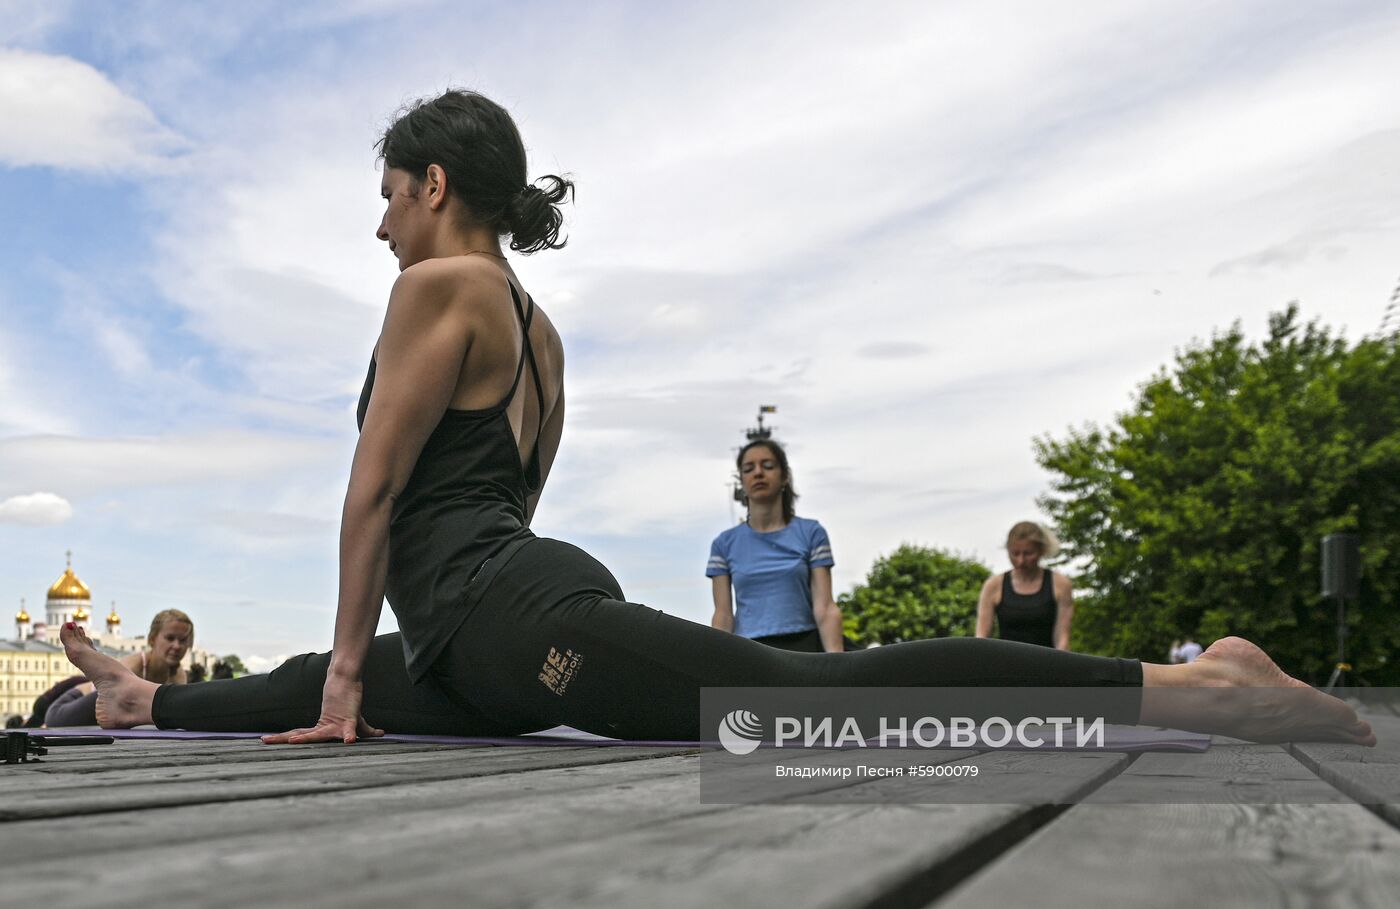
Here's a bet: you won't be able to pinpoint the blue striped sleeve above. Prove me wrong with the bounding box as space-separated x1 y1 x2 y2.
808 521 834 568
705 534 730 577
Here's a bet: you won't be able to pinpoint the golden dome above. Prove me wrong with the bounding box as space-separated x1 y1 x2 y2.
74 604 91 621
107 602 121 625
15 606 29 623
47 551 91 601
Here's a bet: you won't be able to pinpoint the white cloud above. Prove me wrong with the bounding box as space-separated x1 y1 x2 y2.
200 507 338 555
242 653 290 674
6 0 1400 650
0 318 79 436
0 491 73 525
45 266 159 381
0 1 75 46
0 431 337 500
143 91 399 401
947 19 1400 252
0 48 186 172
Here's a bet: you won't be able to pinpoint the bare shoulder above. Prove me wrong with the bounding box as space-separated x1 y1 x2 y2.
392 256 503 308
1053 571 1073 594
979 573 1001 599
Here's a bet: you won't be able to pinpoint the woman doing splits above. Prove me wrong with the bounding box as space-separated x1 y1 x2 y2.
60 90 1372 748
709 439 843 653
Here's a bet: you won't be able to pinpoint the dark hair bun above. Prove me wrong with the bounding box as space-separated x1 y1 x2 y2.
507 174 574 253
378 90 576 256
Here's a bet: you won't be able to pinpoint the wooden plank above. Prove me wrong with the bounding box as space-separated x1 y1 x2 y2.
0 753 733 906
291 752 1128 909
1291 755 1400 827
1355 697 1400 720
0 738 494 776
0 743 541 794
1081 744 1347 803
940 745 1400 908
0 744 697 820
0 749 1130 909
1289 741 1400 765
0 751 708 866
1289 713 1400 826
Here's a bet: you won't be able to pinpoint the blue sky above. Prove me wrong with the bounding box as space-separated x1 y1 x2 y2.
3 0 1399 668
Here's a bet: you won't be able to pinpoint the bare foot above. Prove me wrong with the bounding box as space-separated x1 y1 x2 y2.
59 622 157 728
1141 637 1375 745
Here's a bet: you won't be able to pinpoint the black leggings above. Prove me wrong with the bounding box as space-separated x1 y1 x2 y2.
154 540 1141 739
752 629 825 652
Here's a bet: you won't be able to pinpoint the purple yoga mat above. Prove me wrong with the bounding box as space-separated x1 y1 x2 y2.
31 724 1212 751
30 725 686 747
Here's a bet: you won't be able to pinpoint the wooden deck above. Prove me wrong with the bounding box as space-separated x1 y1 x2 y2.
2 708 1398 908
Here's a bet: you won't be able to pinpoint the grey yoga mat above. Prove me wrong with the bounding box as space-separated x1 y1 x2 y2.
32 724 1212 751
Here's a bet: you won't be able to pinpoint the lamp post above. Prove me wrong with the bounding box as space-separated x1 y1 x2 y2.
732 406 778 505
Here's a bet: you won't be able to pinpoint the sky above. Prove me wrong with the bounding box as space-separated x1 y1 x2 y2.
2 0 1398 670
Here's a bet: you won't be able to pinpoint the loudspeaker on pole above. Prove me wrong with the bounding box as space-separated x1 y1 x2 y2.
1320 533 1360 600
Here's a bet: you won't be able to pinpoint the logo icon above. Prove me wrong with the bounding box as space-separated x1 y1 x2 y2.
717 709 763 755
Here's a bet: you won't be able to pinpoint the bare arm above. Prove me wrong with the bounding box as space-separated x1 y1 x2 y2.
1053 573 1075 651
810 566 844 652
267 263 478 744
975 575 998 638
710 575 735 633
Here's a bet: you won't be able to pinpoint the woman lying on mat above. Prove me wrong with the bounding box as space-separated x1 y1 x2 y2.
709 438 843 653
45 609 193 727
59 89 1372 748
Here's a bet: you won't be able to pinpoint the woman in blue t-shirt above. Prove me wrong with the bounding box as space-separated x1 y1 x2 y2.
708 439 843 652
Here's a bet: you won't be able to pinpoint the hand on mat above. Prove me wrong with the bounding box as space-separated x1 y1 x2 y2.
261 674 384 745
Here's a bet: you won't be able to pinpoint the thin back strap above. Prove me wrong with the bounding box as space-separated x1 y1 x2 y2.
507 283 546 491
503 283 534 404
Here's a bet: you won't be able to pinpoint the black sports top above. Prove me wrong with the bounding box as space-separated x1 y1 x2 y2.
356 281 545 682
995 570 1057 648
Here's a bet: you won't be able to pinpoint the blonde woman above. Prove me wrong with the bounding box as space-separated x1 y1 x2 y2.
44 609 193 726
976 522 1073 650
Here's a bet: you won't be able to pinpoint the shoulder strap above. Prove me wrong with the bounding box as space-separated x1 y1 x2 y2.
503 283 533 404
507 283 546 492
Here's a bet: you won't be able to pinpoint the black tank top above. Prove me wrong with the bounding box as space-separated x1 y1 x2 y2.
996 570 1056 648
356 282 545 682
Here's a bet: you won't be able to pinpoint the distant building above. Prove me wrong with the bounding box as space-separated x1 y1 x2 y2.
3 553 220 723
0 637 71 720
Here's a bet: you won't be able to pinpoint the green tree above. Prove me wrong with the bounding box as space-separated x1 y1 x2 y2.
220 654 248 676
840 544 991 646
1035 305 1400 683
